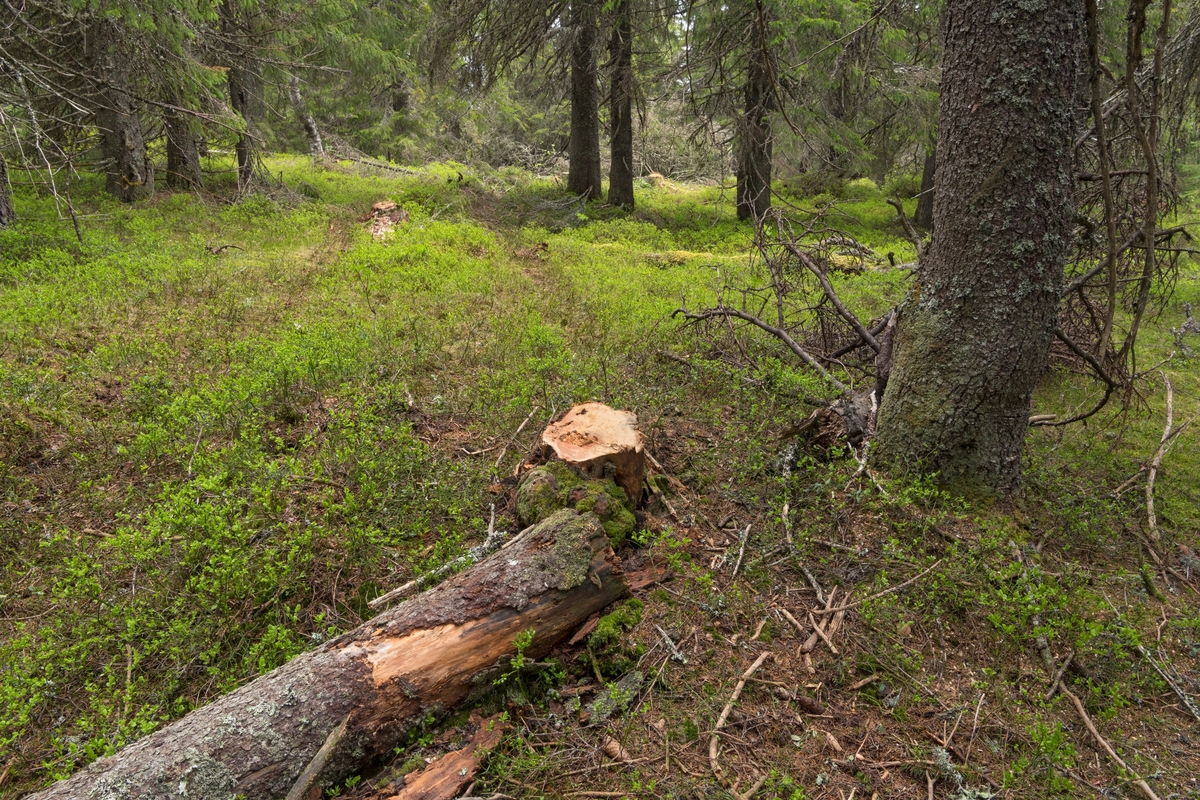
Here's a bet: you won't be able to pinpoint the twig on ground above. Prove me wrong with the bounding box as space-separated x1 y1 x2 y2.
710 652 772 781
656 625 689 664
737 772 770 800
800 565 826 605
1145 374 1174 542
808 610 839 655
812 561 942 615
494 406 540 472
1062 687 1162 800
731 524 751 578
1044 651 1075 702
963 693 985 766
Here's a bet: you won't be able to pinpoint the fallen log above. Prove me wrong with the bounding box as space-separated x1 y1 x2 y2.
28 508 628 800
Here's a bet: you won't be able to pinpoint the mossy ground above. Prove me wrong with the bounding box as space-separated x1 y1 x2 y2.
0 158 1197 799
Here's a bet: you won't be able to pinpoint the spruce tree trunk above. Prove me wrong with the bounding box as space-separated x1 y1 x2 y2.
872 0 1080 495
0 153 13 227
27 509 628 800
164 106 203 190
229 67 256 189
567 0 602 199
736 15 772 222
94 24 154 202
914 145 935 230
289 74 324 157
607 0 635 209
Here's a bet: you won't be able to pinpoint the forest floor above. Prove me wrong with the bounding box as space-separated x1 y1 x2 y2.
1 157 1199 799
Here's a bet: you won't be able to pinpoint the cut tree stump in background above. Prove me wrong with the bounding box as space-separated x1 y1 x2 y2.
540 402 646 503
27 508 628 800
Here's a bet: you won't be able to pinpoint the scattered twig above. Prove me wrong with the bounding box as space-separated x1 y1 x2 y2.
1044 651 1074 702
1062 688 1162 800
963 693 985 767
811 561 942 615
494 406 540 471
710 652 772 781
1145 374 1173 542
737 772 770 800
656 625 689 664
807 610 839 655
730 524 751 578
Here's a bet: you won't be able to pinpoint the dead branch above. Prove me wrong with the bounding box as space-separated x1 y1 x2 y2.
1145 374 1173 543
811 560 942 615
885 197 925 259
710 651 772 781
1062 688 1162 800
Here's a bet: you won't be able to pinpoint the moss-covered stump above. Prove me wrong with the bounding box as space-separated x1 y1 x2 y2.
540 402 646 503
26 509 628 800
517 460 637 546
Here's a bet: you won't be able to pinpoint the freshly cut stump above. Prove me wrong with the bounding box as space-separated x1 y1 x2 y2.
541 402 645 503
27 508 627 800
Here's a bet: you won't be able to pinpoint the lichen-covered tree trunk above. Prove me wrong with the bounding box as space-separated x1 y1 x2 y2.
27 509 627 800
872 0 1080 495
567 0 602 199
94 24 154 202
736 14 772 222
0 153 13 226
288 74 324 157
164 106 203 190
229 67 256 189
607 0 635 209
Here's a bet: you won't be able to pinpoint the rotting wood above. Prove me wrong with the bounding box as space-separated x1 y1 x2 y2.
1145 373 1174 542
388 713 504 800
540 402 646 502
26 508 628 800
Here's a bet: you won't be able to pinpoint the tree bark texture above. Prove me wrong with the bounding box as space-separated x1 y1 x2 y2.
164 106 204 190
607 0 635 208
27 508 628 800
229 67 256 189
736 15 772 222
914 146 935 230
567 0 603 199
94 24 154 202
288 74 325 157
0 152 13 227
872 0 1080 494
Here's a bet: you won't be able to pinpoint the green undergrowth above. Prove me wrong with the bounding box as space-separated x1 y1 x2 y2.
0 157 1196 799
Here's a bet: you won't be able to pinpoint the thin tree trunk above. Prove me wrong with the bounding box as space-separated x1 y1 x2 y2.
872 0 1080 495
607 0 634 208
736 14 772 222
94 23 154 202
164 105 203 190
288 74 324 157
567 0 602 199
27 509 628 800
0 153 13 227
914 145 935 230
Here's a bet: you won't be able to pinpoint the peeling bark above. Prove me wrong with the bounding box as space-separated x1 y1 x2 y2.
27 508 627 800
872 0 1081 494
288 74 324 157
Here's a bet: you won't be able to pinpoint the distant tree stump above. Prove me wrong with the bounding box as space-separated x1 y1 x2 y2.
540 403 646 504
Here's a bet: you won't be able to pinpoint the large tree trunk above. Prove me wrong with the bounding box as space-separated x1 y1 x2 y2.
607 0 635 209
872 0 1080 495
94 23 154 202
0 153 13 227
736 14 772 222
567 0 602 199
164 105 203 190
913 144 935 230
288 74 325 157
27 509 627 800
